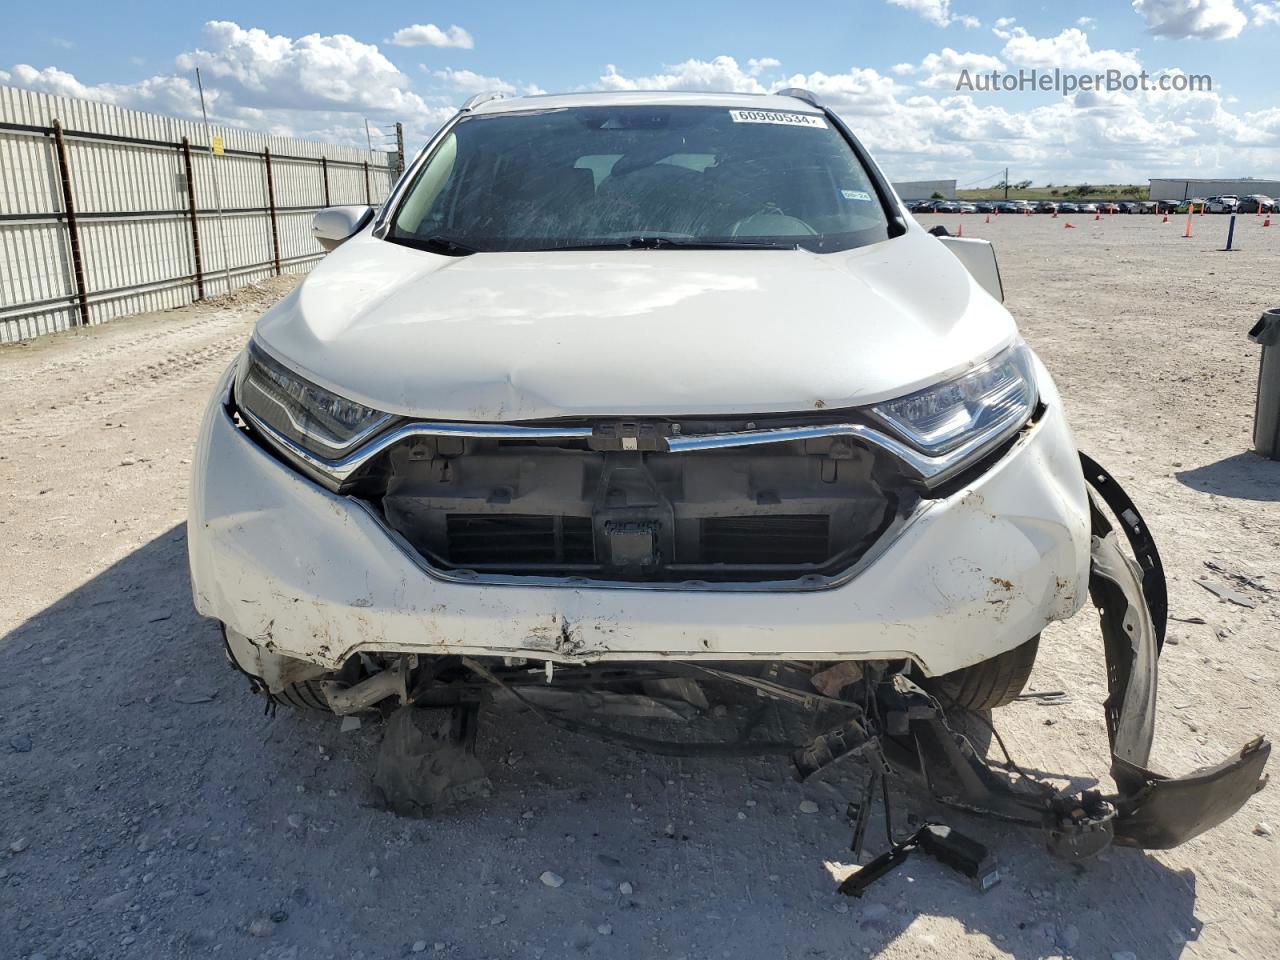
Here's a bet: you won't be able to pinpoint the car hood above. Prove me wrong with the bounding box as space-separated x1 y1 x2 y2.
254 227 1016 421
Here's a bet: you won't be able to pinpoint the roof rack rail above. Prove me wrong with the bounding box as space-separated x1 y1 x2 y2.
775 87 821 107
460 92 507 111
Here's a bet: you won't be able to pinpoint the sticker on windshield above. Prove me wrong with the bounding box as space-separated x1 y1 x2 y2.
728 109 827 128
841 189 872 201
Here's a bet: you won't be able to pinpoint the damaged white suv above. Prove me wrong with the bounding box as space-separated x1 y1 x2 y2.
190 91 1266 852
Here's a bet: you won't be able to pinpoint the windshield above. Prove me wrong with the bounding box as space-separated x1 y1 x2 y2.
387 105 892 253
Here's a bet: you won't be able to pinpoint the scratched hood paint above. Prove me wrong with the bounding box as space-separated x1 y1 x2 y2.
253 224 1016 421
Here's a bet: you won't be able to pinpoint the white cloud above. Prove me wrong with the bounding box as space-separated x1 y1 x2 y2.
886 0 979 28
432 68 545 97
1000 28 1142 72
3 63 208 117
596 56 768 93
1253 1 1280 23
746 57 781 76
1131 0 1247 39
1077 16 1096 26
2 21 462 150
991 17 1017 39
895 48 1006 88
175 21 427 117
433 68 516 95
386 24 474 49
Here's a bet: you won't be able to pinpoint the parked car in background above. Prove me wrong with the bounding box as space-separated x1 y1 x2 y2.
973 201 997 213
1076 202 1098 214
1153 200 1179 213
1206 196 1240 213
1096 202 1120 214
1057 202 1078 213
993 201 1020 214
933 200 962 213
1237 195 1276 213
1033 201 1058 214
955 201 978 214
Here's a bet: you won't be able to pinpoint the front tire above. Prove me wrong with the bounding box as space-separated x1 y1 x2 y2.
928 634 1039 711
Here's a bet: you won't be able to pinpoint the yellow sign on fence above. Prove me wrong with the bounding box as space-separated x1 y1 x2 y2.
210 135 224 155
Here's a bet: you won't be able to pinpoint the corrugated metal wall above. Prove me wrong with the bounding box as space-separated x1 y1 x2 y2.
0 84 398 342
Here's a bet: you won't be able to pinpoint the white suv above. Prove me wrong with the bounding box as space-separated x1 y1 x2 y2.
188 90 1267 848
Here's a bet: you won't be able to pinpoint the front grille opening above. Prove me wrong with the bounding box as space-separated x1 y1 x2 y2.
377 438 910 585
699 515 830 565
445 514 594 566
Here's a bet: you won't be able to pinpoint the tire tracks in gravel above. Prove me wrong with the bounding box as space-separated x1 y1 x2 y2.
6 328 250 444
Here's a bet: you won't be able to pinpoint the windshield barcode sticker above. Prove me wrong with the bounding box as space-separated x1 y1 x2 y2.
728 109 827 128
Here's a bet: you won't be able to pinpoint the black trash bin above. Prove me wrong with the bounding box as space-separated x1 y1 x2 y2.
1249 308 1280 460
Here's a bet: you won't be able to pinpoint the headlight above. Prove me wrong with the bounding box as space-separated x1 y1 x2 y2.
870 344 1038 458
235 341 392 458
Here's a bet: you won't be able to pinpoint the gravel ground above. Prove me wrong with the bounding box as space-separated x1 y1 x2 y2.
2 213 1278 960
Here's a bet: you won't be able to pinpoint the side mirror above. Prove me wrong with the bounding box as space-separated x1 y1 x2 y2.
312 205 374 252
936 235 1004 303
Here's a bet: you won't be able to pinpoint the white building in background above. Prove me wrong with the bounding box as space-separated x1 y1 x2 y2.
891 179 956 200
1149 177 1280 200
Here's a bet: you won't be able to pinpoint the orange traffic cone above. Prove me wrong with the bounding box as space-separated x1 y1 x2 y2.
1264 214 1272 227
1094 212 1101 221
957 223 964 237
1064 222 1075 229
1161 213 1169 223
984 214 990 223
1184 214 1193 237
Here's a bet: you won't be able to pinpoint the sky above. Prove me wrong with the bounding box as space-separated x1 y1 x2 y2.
2 0 1279 185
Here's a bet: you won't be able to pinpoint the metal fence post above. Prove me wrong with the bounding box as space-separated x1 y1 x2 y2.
180 137 205 300
51 119 90 327
321 156 330 207
264 148 281 276
363 160 371 205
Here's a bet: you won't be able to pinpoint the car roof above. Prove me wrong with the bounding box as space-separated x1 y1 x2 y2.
467 90 825 116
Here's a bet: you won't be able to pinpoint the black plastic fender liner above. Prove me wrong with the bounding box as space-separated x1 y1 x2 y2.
1088 531 1159 768
1079 451 1168 650
1082 471 1268 848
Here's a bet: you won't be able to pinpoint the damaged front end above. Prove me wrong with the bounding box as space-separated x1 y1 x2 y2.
219 442 1268 859
349 455 1267 864
833 454 1269 862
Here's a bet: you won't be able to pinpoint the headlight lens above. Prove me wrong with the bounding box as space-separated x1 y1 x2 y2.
235 341 391 457
870 344 1037 457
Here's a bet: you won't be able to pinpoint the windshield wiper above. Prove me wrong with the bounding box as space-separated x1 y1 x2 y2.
390 235 483 256
544 237 800 252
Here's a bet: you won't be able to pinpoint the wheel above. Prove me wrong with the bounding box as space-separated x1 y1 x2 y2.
927 634 1039 711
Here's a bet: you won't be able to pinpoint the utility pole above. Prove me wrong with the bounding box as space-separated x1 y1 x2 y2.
195 68 232 294
1004 166 1009 201
364 117 373 154
394 122 406 180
